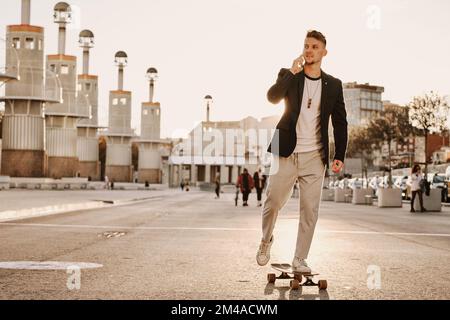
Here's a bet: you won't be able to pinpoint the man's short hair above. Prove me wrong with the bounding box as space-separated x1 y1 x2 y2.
306 30 326 47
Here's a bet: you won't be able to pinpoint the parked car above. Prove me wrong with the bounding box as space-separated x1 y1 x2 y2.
377 175 401 189
349 178 364 190
430 173 448 203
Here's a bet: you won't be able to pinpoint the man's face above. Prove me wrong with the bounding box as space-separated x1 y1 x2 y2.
303 37 327 65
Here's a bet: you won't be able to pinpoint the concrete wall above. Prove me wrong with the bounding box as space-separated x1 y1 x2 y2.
78 161 100 180
109 91 132 133
141 102 160 140
77 130 98 162
1 149 47 177
106 141 131 166
138 144 160 169
105 165 132 183
46 124 78 157
47 156 78 178
138 168 160 183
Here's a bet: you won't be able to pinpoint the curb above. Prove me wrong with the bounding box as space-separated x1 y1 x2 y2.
0 196 162 223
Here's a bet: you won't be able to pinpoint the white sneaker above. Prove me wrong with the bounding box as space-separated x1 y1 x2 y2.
292 257 311 273
256 236 273 266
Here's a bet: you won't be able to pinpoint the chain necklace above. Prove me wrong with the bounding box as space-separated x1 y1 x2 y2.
305 76 321 108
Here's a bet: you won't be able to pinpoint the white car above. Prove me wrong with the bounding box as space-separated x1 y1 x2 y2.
349 178 364 190
368 176 382 190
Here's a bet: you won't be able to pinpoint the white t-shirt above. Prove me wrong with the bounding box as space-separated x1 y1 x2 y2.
411 172 423 191
293 75 323 153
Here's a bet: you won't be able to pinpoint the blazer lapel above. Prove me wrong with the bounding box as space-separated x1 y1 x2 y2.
320 69 329 117
291 71 304 123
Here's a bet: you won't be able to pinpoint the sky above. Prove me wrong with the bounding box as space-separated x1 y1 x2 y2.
1 0 449 139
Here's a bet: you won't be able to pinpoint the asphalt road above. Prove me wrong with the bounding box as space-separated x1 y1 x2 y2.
0 189 449 300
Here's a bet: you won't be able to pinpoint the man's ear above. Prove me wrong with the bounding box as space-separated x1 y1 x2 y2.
323 48 328 57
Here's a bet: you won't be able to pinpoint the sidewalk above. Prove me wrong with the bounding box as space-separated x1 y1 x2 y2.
0 187 175 222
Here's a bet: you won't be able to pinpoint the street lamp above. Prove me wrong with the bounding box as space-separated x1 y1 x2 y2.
53 2 71 55
114 51 127 90
79 29 94 48
146 67 158 103
79 29 94 75
204 95 212 122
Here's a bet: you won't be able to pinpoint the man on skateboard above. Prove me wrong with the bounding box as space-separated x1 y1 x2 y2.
256 30 348 273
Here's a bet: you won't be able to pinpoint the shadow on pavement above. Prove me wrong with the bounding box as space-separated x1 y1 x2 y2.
264 283 330 300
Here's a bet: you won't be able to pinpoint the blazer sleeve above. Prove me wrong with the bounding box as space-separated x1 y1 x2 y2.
267 68 295 104
331 80 348 163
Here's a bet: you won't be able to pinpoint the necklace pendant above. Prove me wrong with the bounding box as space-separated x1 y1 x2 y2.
307 98 312 108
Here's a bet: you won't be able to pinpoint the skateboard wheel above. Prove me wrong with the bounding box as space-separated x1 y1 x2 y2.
290 279 300 290
318 280 327 290
294 274 302 282
267 273 276 283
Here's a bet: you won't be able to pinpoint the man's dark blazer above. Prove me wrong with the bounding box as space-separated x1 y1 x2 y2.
266 68 348 168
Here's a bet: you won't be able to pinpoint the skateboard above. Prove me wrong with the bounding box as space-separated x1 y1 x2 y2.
267 263 327 290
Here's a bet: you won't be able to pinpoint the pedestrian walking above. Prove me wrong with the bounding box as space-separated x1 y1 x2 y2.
253 169 267 206
104 175 110 190
409 164 427 213
214 175 221 199
237 168 254 206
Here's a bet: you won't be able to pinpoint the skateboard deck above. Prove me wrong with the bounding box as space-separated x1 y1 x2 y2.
268 263 327 290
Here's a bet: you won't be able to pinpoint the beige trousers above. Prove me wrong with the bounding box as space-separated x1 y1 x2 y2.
261 149 326 260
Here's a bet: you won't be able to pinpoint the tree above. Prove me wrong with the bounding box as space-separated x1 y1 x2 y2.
346 125 374 182
408 91 450 176
367 104 415 187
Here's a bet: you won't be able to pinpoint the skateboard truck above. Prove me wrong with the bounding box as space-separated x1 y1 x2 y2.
268 263 327 290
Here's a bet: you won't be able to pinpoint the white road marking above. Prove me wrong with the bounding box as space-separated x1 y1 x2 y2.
1 222 450 237
0 261 103 270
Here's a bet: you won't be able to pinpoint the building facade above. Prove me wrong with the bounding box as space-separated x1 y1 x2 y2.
0 0 60 177
104 51 134 182
168 113 278 188
77 30 100 180
136 67 170 183
45 2 90 178
343 82 384 127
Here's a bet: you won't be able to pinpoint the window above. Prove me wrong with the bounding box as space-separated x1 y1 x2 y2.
61 65 69 74
156 109 160 116
38 39 42 51
25 37 35 50
49 64 56 73
12 38 20 49
85 83 91 91
143 109 148 115
77 83 82 91
113 98 118 105
120 98 127 105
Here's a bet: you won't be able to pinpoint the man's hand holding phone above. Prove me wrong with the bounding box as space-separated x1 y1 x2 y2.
290 55 305 75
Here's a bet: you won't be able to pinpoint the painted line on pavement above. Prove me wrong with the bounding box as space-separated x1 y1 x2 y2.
1 222 450 237
0 261 103 270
